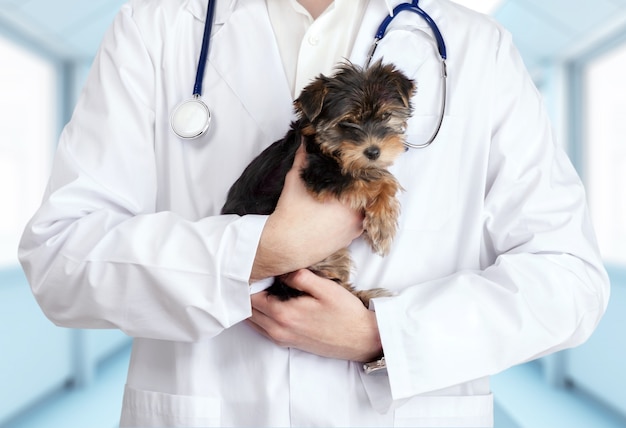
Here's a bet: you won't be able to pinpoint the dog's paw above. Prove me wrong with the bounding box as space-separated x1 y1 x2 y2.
309 248 353 285
363 214 398 256
363 231 393 256
354 288 394 307
362 181 401 256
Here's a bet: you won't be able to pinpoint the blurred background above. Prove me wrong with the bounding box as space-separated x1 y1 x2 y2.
0 0 625 427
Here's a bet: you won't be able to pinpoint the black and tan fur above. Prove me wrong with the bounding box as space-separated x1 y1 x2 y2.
222 61 415 306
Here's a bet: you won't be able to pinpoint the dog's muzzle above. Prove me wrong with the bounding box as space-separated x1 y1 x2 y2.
364 146 381 160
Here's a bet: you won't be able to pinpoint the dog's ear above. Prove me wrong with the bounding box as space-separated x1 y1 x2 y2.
387 66 415 110
294 77 328 122
373 61 415 110
396 75 416 110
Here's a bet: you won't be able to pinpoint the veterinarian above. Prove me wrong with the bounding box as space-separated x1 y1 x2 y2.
19 0 610 426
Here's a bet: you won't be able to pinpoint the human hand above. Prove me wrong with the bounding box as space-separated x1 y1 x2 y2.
247 269 383 362
250 145 364 282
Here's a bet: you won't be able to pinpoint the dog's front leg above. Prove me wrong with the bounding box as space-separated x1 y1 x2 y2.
360 177 401 257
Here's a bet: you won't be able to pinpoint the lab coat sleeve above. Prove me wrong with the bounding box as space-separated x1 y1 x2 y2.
18 4 261 342
372 29 610 400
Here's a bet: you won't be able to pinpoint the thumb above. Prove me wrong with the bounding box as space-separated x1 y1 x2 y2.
282 269 330 299
284 143 306 181
292 142 307 170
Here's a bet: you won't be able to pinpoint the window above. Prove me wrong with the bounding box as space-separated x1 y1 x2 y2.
583 41 626 266
0 37 56 268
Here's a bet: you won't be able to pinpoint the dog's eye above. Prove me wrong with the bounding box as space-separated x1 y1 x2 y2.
338 121 360 130
381 112 392 121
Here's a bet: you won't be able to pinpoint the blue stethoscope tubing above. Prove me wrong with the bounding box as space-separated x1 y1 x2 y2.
171 0 448 148
170 0 217 139
193 0 217 98
366 0 448 149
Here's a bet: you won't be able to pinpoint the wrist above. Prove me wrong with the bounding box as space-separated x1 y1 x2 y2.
250 213 296 282
360 310 386 373
357 309 384 363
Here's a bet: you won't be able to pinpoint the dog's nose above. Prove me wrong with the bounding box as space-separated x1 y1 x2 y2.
364 146 381 160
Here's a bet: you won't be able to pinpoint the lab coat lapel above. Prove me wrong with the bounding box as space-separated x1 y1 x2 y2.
350 0 390 65
350 0 447 65
185 0 293 140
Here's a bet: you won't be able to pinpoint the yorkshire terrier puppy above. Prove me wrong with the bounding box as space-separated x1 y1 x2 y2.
222 61 414 306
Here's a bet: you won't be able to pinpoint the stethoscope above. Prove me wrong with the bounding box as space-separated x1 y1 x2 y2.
171 0 448 150
170 0 216 139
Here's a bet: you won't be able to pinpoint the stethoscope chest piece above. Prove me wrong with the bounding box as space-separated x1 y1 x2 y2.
171 96 211 139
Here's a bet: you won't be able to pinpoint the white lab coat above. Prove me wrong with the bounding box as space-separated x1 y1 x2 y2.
19 0 610 426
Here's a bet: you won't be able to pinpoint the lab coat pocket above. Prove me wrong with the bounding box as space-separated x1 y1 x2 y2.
392 115 463 231
393 393 494 428
120 385 220 428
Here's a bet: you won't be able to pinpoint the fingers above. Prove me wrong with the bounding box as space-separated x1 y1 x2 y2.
248 290 307 348
246 308 283 346
248 271 320 339
247 293 281 343
249 289 282 318
247 273 383 361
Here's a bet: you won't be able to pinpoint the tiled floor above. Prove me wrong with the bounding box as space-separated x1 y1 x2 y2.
3 346 130 428
3 347 625 428
492 362 626 428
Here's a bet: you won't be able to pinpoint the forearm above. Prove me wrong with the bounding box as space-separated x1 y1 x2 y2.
372 251 609 400
249 213 309 282
19 201 263 341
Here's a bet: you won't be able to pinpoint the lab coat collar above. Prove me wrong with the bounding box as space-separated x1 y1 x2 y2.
384 0 394 16
383 0 442 17
184 0 238 24
184 0 395 22
377 0 445 23
183 0 439 24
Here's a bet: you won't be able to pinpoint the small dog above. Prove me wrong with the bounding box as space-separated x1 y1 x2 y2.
222 61 414 306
